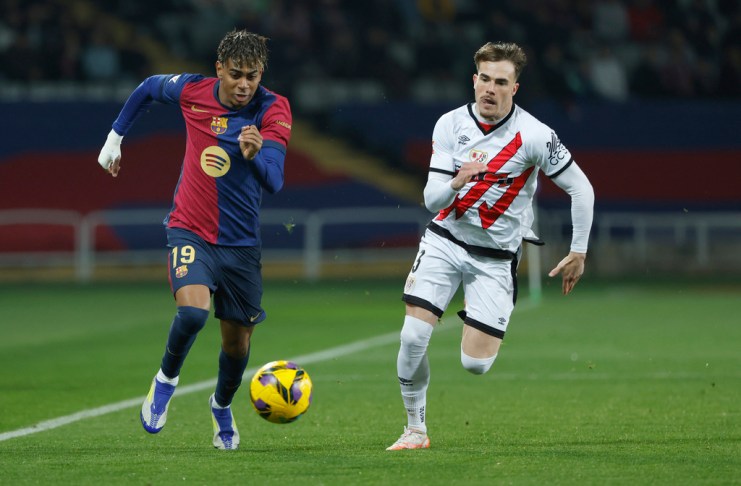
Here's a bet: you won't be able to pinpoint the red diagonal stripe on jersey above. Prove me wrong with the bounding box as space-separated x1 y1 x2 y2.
436 132 522 221
478 166 535 229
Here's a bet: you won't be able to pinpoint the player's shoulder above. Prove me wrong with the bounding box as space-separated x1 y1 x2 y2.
164 73 209 87
435 103 474 131
257 85 290 106
250 85 290 117
439 103 470 121
160 73 211 98
513 105 555 142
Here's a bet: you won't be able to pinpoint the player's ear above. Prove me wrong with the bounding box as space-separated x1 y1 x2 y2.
472 73 478 88
215 61 223 79
512 82 519 96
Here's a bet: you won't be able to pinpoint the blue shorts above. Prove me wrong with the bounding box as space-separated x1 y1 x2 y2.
166 227 265 326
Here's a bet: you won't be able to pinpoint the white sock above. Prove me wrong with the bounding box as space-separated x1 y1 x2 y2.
156 369 179 386
397 315 434 433
211 397 229 409
460 349 497 375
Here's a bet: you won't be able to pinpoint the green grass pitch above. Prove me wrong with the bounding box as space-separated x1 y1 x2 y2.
0 277 739 485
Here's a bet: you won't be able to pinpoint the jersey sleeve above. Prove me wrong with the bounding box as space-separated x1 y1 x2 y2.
158 73 204 104
549 163 594 253
527 122 574 178
429 113 457 175
112 73 203 136
259 95 292 152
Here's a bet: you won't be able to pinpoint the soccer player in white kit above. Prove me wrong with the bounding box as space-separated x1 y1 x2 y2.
386 42 594 450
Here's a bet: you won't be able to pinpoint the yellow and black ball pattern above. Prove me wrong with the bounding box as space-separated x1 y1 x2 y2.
249 360 313 424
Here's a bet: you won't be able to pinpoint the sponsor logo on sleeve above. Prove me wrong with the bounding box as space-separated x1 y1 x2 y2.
546 132 570 165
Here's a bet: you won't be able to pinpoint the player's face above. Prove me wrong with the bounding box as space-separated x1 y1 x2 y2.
216 59 263 110
473 60 519 121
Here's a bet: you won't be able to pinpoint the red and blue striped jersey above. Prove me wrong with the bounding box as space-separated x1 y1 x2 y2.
112 74 292 246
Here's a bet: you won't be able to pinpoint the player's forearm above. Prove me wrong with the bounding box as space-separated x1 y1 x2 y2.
552 163 594 253
250 145 285 194
423 172 458 212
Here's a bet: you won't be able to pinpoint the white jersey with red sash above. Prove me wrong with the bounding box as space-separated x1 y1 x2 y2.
430 103 573 253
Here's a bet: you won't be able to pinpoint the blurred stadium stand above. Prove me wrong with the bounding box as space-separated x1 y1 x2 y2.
1 0 740 281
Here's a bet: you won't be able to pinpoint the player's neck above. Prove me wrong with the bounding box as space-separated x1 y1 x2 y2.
472 105 502 126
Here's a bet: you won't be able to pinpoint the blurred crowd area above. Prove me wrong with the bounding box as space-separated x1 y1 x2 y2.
1 0 740 105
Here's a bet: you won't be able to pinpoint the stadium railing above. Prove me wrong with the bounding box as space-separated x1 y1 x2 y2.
538 209 741 275
3 207 738 283
0 207 433 281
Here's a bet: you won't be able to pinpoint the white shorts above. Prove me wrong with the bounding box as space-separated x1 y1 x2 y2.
402 230 519 339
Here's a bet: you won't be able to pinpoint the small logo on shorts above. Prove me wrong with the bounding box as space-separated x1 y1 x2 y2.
175 265 188 278
404 275 416 293
248 313 261 323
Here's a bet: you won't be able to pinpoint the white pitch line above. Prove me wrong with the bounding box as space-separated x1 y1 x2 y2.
0 330 403 443
0 298 539 443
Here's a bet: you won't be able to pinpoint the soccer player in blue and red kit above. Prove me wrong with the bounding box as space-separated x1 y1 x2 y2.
97 29 292 450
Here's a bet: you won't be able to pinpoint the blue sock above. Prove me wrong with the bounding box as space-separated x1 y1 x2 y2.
160 306 209 379
214 348 250 407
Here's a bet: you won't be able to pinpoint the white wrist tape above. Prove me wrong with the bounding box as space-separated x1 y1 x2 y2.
97 129 123 170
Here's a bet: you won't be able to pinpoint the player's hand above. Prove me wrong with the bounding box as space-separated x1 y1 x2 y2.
548 251 586 295
239 125 263 160
451 162 487 190
98 129 123 177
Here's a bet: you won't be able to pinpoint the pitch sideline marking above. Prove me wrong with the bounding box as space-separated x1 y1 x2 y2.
0 299 538 442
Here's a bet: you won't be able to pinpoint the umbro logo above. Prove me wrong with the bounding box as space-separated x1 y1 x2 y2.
458 135 470 145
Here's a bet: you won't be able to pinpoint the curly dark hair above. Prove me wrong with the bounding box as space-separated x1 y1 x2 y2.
474 42 527 80
216 29 269 70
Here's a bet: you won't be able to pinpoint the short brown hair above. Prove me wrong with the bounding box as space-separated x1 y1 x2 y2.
217 29 269 70
474 42 527 79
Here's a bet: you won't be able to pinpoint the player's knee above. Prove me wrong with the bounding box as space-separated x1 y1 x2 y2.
400 315 434 350
175 306 209 335
460 349 497 375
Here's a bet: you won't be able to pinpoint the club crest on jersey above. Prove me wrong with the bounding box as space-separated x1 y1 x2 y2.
469 149 488 164
175 265 188 278
200 146 231 177
210 116 228 135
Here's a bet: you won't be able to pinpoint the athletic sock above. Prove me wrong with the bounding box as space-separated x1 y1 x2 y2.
460 349 497 375
214 348 250 407
397 315 434 433
160 306 209 379
156 369 179 385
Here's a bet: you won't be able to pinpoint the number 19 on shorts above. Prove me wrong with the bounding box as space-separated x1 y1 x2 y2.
171 245 196 268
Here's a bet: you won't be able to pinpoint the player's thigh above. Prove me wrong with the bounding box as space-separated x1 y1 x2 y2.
175 284 211 309
213 245 265 327
461 324 502 358
461 256 516 341
402 233 463 319
166 227 217 307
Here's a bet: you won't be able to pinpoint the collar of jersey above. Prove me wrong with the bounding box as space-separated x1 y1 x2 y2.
467 103 515 135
